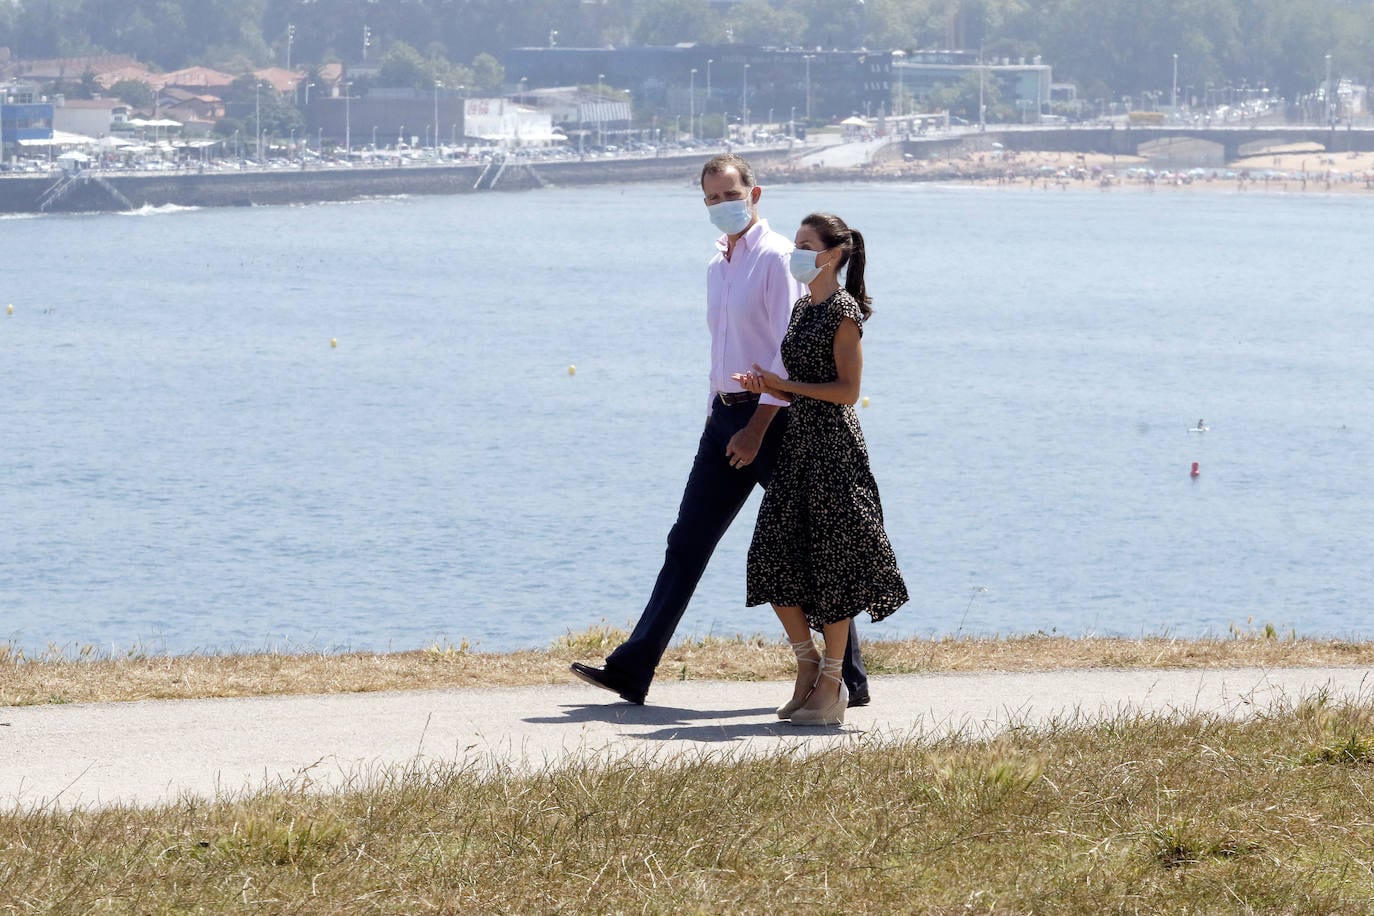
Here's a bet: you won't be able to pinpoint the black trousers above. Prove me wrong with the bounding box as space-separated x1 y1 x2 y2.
605 399 869 697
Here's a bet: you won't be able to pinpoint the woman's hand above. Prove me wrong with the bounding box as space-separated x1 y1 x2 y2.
732 370 765 395
732 367 791 401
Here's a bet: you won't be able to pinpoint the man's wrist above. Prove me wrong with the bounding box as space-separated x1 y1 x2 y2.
745 404 782 434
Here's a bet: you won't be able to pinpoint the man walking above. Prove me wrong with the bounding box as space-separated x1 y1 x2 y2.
571 153 870 706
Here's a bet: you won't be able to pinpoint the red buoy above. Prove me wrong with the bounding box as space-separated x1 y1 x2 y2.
1190 461 1200 478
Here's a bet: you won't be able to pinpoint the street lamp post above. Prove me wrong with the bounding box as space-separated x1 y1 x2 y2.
742 63 750 138
433 80 441 160
344 80 352 159
1171 53 1178 110
705 59 713 139
372 125 377 149
597 73 605 147
286 23 295 72
1325 52 1334 127
892 49 905 120
803 54 814 123
689 68 696 141
978 52 985 130
254 80 262 161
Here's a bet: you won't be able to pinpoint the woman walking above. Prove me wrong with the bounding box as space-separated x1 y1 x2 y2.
735 212 908 726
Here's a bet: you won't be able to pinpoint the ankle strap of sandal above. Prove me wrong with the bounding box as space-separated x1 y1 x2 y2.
818 656 843 682
789 638 820 660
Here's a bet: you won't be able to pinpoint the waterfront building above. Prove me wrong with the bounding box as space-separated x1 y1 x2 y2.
505 45 890 125
307 85 469 151
157 88 225 130
506 44 1058 127
53 98 131 139
892 49 1052 121
0 53 144 85
464 97 562 147
1 81 55 166
517 87 629 150
158 67 236 93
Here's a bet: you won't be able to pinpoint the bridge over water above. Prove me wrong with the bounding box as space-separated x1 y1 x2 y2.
979 125 1374 163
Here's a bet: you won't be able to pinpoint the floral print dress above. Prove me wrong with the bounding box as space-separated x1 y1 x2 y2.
746 289 909 630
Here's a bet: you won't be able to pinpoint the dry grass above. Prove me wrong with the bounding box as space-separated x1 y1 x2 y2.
4 693 1374 912
5 624 1374 708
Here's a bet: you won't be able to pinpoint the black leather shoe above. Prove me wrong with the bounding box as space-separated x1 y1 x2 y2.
570 662 647 705
847 686 871 708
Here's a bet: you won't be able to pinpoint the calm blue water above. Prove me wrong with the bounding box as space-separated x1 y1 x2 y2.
3 182 1372 656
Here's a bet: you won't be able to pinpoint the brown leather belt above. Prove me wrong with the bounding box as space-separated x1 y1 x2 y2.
717 391 760 407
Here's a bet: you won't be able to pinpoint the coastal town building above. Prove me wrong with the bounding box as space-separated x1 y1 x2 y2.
0 53 144 85
507 44 1059 127
307 85 469 150
892 49 1052 119
0 80 55 165
462 97 561 146
158 67 235 92
52 97 130 139
506 44 891 124
519 87 628 149
157 88 225 127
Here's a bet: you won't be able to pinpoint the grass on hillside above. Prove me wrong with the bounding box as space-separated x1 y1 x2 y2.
3 693 1374 912
4 623 1374 708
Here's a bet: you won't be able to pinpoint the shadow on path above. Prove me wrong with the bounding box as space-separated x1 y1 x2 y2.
524 703 774 728
525 703 853 743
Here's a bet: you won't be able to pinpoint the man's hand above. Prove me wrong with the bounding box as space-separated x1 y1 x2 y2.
725 426 763 469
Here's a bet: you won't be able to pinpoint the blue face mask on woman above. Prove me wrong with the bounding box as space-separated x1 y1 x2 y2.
789 247 827 284
708 198 753 235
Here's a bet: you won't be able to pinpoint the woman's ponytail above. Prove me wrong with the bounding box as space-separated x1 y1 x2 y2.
844 228 871 319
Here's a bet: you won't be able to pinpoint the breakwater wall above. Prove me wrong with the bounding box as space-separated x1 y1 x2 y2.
0 146 796 215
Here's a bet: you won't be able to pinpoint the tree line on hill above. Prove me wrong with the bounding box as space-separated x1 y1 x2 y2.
3 0 1370 107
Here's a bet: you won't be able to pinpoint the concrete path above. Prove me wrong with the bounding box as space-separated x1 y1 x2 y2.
2 667 1370 810
793 135 894 169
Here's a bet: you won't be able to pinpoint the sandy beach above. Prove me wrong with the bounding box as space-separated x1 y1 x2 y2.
852 143 1374 194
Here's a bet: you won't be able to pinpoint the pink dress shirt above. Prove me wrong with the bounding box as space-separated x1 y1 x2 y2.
705 217 805 412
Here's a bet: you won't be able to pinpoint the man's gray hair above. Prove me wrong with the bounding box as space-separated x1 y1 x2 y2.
700 153 755 189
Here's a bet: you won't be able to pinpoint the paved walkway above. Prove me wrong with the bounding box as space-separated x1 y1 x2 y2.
2 667 1370 810
793 135 894 169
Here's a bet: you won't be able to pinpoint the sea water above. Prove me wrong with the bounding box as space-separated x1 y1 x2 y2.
2 181 1372 655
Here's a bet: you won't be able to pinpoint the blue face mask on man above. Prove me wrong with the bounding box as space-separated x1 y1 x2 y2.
707 198 753 235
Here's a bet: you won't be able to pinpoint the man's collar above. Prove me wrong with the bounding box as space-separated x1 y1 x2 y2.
716 217 769 252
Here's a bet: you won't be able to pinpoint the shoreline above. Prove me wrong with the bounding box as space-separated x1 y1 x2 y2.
814 145 1374 195
8 141 1374 213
